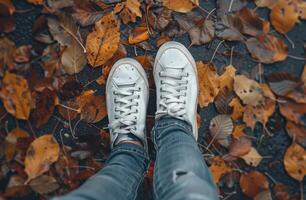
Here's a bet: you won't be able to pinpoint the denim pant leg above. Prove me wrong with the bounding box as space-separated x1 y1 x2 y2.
152 117 219 200
52 143 149 200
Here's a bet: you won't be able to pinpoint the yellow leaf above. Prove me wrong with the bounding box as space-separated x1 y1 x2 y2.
219 65 236 90
25 135 60 182
114 0 142 24
0 72 32 120
229 97 244 120
86 13 120 67
240 147 263 167
162 0 199 13
128 26 149 44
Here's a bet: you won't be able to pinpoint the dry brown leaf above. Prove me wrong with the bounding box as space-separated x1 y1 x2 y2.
229 97 244 120
219 65 237 90
286 121 306 148
209 156 232 183
215 14 244 42
5 128 29 161
27 0 43 5
298 2 306 19
4 175 31 198
29 175 59 194
197 62 220 107
254 190 273 200
240 171 269 198
240 147 263 167
0 0 15 33
81 95 107 123
228 136 252 158
270 0 299 34
86 13 120 67
0 72 32 120
209 115 233 148
245 34 288 64
232 124 246 139
283 143 306 181
214 87 235 114
273 183 298 200
162 0 198 13
0 37 15 68
25 135 60 182
156 35 172 47
285 90 306 104
236 7 270 37
128 26 149 44
254 0 278 8
279 101 306 126
114 0 142 24
234 75 264 106
61 40 87 75
71 2 104 27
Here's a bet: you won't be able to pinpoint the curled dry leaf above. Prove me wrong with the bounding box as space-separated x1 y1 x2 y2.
228 136 252 158
270 0 299 34
236 8 270 37
240 147 263 167
229 97 244 120
4 175 31 198
114 0 142 24
234 75 264 106
25 135 60 182
239 171 269 198
286 121 306 148
162 0 198 13
61 40 87 75
29 175 59 194
267 72 299 96
128 26 149 45
279 101 306 126
197 62 220 108
283 143 306 181
81 95 107 123
209 156 232 183
0 72 32 120
209 115 233 148
71 2 104 27
86 13 120 67
5 128 29 161
245 34 288 64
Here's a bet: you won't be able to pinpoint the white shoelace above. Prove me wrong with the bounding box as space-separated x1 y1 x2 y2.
156 63 188 120
109 86 140 135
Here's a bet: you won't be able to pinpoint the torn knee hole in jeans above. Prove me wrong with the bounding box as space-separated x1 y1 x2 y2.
172 169 191 182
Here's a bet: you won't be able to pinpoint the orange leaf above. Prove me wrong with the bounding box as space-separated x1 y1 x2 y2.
86 13 120 67
219 65 236 90
25 135 60 182
197 62 220 108
229 97 244 120
286 121 306 148
128 26 149 44
240 171 269 198
279 101 306 126
232 124 246 139
114 0 142 24
283 143 306 181
26 0 43 5
0 72 32 120
81 95 107 123
240 147 263 167
270 0 299 34
162 0 198 13
209 156 232 183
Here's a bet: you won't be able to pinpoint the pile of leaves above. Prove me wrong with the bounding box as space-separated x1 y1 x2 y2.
0 0 305 199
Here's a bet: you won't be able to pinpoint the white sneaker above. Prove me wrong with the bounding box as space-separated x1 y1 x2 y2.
106 58 149 147
154 41 199 139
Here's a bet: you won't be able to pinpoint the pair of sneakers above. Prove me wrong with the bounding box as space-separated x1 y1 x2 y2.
106 42 199 148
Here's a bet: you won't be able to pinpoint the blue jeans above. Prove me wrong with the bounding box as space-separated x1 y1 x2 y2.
53 118 218 200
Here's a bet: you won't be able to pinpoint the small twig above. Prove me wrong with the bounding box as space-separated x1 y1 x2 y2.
70 166 95 171
59 129 71 176
134 46 138 56
210 40 225 63
145 5 153 35
198 5 210 15
264 172 277 184
263 125 273 137
58 104 80 113
228 0 235 12
27 120 37 138
223 191 236 200
285 34 295 49
205 8 216 21
288 55 306 61
230 46 234 65
198 142 215 155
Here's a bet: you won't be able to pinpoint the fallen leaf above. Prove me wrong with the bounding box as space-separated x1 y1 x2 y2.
229 97 244 120
162 0 198 13
5 128 29 161
240 171 269 198
254 190 273 200
215 14 244 42
279 101 306 126
128 26 150 44
228 136 252 157
197 62 221 107
214 87 235 114
285 90 306 104
245 34 288 63
174 13 215 46
57 100 80 121
47 0 74 9
0 0 15 33
81 95 107 123
0 72 32 120
76 90 95 109
4 175 31 198
219 65 237 90
25 135 60 182
148 7 172 32
298 2 306 19
236 7 270 37
0 37 15 69
58 80 83 101
232 124 246 139
241 147 263 167
302 65 306 88
254 0 278 8
32 89 57 128
27 0 43 5
267 72 299 96
270 0 299 34
234 75 264 106
209 156 232 183
71 2 104 27
283 143 306 181
273 183 299 200
61 39 87 75
86 13 120 67
114 0 142 24
29 175 60 194
286 121 306 148
13 45 32 63
216 0 247 15
209 115 233 148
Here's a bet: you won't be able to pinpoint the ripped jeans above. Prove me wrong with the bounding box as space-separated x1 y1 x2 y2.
52 117 219 200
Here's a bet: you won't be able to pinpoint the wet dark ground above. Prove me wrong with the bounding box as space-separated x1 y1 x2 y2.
2 0 306 199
